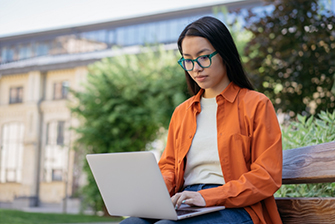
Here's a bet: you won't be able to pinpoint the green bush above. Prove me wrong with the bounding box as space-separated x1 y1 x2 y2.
275 110 335 197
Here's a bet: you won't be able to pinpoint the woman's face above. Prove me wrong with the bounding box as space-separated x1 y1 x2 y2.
181 36 230 98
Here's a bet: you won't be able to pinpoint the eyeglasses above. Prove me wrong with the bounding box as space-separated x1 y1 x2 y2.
178 51 218 71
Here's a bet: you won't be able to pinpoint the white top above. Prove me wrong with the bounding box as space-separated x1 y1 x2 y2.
183 96 225 187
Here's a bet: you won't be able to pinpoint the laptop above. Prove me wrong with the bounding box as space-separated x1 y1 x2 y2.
86 151 225 220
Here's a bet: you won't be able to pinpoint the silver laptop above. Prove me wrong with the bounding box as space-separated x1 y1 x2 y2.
86 151 225 220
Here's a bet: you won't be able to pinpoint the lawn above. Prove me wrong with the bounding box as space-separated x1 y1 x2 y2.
0 209 124 224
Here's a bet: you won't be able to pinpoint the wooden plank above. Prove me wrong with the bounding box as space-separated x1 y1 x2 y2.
276 197 335 224
282 141 335 184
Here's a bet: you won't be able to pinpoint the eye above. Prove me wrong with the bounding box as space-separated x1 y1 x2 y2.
184 59 193 64
199 55 209 60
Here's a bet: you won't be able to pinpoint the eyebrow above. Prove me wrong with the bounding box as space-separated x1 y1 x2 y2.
183 48 212 57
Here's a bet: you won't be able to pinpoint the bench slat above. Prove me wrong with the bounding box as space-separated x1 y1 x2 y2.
282 141 335 184
276 197 335 224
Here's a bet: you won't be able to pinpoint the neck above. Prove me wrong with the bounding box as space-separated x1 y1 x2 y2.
203 81 231 98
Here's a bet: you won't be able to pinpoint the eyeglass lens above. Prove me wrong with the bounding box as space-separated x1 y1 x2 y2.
183 56 211 71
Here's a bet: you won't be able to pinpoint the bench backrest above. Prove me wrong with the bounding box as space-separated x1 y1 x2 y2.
277 141 335 223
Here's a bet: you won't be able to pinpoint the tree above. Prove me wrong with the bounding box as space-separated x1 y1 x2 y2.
69 45 188 212
243 0 335 117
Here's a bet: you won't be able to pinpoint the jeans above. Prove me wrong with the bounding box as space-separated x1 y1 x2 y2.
120 184 253 224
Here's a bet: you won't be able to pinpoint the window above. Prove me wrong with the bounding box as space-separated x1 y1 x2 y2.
0 123 24 183
44 121 68 182
52 169 63 181
107 30 116 45
124 25 136 45
35 42 49 56
137 24 146 45
57 121 65 145
157 21 168 43
1 47 15 63
53 81 69 100
9 87 23 104
146 23 156 43
1 47 7 63
46 121 66 146
19 44 32 60
116 27 126 46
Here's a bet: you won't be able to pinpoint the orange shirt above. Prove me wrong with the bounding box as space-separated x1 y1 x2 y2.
158 82 283 224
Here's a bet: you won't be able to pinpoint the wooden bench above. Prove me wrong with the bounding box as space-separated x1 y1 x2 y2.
276 141 335 223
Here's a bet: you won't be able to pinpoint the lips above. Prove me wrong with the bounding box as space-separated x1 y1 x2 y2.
194 75 208 82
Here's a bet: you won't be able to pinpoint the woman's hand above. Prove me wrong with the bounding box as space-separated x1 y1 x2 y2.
171 191 206 209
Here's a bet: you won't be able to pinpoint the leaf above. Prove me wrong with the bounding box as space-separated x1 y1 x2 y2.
305 115 314 128
297 114 307 125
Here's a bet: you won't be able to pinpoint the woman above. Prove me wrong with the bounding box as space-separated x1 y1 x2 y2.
122 16 282 224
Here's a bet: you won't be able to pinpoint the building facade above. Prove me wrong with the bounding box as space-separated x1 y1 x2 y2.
0 67 88 211
1 0 333 212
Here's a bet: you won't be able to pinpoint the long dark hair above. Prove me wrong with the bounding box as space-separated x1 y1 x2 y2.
177 16 254 95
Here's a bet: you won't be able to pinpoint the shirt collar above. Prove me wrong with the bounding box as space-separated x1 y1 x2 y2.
218 82 241 103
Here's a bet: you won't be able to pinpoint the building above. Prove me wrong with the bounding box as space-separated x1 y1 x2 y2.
0 0 333 212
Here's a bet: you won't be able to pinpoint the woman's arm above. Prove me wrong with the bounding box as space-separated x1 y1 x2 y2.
158 110 178 196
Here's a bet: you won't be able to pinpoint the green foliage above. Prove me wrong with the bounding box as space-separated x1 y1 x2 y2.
69 45 187 212
282 110 335 150
276 110 335 197
275 182 335 198
0 209 123 224
243 0 335 116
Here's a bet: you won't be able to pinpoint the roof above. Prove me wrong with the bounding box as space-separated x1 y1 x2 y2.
0 44 178 76
0 0 262 76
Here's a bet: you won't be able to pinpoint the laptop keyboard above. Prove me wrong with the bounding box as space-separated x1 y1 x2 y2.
176 209 199 216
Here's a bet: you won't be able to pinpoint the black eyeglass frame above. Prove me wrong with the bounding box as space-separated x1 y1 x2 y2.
178 51 218 71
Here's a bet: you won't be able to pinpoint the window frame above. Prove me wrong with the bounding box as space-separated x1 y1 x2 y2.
0 122 24 183
44 120 68 182
53 81 69 100
9 86 23 104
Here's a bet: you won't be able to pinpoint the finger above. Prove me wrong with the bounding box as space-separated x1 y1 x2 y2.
182 198 192 205
175 194 188 210
176 192 192 209
171 193 182 208
175 196 185 210
180 197 194 208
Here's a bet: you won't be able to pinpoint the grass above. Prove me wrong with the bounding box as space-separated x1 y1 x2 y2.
0 209 124 224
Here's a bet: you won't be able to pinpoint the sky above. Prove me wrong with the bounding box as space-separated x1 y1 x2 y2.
0 0 230 37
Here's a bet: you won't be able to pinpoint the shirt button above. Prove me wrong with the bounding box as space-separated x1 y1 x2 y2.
189 135 192 138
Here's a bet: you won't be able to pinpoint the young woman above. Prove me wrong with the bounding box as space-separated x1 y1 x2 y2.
121 16 282 224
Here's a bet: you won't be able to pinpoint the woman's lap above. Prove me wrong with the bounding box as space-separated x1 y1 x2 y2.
119 184 253 224
120 208 252 224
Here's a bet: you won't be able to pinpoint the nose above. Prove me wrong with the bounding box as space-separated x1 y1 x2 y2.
192 61 203 72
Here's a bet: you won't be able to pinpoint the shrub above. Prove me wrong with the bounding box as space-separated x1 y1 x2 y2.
276 110 335 197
